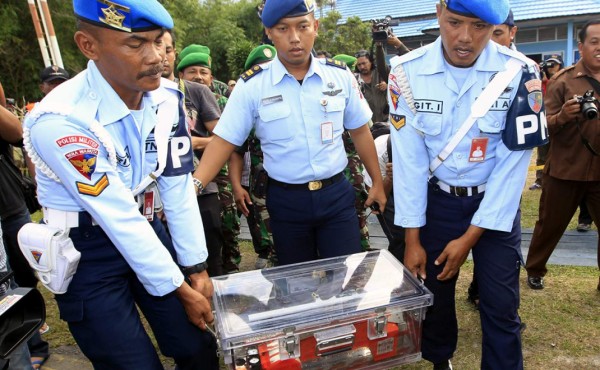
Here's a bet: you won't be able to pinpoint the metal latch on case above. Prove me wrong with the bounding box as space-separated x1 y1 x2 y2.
282 326 299 358
367 307 388 339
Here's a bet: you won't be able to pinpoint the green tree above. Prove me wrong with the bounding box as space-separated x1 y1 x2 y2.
315 11 371 57
0 0 85 103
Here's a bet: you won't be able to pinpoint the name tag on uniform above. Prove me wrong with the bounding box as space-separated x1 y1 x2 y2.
143 191 154 221
261 95 283 106
321 122 333 144
469 137 489 162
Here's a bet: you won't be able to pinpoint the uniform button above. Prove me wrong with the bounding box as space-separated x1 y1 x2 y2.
418 121 423 128
402 219 408 226
459 175 465 179
473 216 481 224
456 101 462 107
89 92 97 99
456 153 462 159
173 275 183 286
83 231 90 238
494 122 500 127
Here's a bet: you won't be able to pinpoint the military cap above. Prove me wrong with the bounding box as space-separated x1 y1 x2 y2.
40 65 70 83
177 52 212 72
503 9 514 27
333 54 357 70
441 0 509 25
544 54 564 66
261 0 316 28
178 44 212 62
244 45 277 70
73 0 173 32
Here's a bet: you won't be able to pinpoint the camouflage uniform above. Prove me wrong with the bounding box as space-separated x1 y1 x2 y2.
215 165 241 272
212 79 230 98
247 131 277 265
342 130 370 250
210 90 240 272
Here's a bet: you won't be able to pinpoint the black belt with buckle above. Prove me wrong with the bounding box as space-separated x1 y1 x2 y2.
269 172 344 191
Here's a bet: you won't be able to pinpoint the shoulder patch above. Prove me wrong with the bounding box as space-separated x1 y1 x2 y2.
240 65 264 82
76 174 109 197
325 58 347 69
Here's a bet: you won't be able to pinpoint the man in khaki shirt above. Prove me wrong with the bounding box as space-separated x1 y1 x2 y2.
525 20 600 291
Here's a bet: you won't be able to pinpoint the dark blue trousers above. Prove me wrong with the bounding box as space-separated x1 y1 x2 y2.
266 177 361 265
55 213 218 370
420 185 523 370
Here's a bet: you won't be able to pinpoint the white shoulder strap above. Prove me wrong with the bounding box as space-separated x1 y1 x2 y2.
429 58 523 174
130 94 179 197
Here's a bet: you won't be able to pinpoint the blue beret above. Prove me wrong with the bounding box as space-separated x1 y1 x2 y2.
73 0 173 32
441 0 509 25
262 0 316 28
503 9 514 27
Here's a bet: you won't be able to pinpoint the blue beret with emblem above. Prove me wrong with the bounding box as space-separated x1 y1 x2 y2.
441 0 509 25
73 0 173 33
261 0 316 28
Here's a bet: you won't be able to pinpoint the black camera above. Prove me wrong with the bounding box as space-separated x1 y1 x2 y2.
575 90 599 120
371 16 399 43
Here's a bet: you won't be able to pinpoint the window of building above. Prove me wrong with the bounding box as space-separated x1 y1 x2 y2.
516 29 537 43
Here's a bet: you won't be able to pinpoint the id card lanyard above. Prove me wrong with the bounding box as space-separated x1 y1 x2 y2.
320 98 333 144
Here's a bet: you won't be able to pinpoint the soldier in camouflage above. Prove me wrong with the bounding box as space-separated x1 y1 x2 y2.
342 130 370 251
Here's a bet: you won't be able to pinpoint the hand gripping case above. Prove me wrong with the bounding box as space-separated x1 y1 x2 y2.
212 250 433 370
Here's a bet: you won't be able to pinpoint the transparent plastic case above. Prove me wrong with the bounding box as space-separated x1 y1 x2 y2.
212 249 433 370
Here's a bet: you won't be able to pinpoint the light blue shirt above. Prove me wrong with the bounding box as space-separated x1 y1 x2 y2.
214 56 372 183
25 61 207 296
389 38 534 232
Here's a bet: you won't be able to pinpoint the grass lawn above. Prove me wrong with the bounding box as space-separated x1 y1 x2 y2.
37 154 599 369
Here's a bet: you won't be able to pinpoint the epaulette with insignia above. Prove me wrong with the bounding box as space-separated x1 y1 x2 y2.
325 58 347 70
240 65 263 82
551 65 575 81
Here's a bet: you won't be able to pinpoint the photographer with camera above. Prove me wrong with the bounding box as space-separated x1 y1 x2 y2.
525 20 600 291
354 17 407 124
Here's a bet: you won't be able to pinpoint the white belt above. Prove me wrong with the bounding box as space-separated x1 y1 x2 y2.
43 207 98 229
436 180 486 197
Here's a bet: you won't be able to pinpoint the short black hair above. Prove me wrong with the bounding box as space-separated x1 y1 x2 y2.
316 50 331 58
578 20 600 43
164 28 177 48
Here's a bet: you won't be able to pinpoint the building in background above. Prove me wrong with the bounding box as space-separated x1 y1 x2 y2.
319 0 600 65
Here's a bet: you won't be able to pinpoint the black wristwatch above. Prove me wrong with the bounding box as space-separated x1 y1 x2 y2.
181 261 208 278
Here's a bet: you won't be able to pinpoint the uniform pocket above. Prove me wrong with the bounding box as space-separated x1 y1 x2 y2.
477 114 504 134
257 103 293 141
320 97 345 131
411 113 442 136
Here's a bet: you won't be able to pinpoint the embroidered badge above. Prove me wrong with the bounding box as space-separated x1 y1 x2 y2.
99 0 130 32
31 250 42 264
528 91 543 114
525 79 542 93
390 114 406 130
116 146 131 167
76 174 109 197
351 79 364 100
56 135 100 148
66 149 99 180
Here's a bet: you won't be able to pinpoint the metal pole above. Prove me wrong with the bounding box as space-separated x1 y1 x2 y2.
27 0 51 67
39 0 63 68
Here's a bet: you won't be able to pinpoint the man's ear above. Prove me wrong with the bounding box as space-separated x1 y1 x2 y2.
265 27 273 41
74 30 100 61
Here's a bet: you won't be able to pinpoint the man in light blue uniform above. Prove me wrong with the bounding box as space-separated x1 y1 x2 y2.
22 1 218 369
389 0 547 369
193 0 385 265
